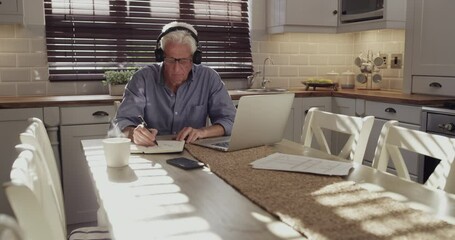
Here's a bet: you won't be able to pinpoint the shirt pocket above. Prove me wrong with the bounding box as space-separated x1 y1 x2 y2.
187 104 207 128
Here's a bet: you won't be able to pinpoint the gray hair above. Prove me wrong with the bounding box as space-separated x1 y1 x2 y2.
160 22 198 54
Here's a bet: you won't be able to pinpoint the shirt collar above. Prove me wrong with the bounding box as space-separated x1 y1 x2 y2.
158 63 196 85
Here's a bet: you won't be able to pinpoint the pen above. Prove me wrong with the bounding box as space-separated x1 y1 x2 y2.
138 115 159 146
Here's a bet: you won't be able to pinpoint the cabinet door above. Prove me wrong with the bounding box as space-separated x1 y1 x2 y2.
284 0 337 27
0 108 43 217
283 97 302 142
408 0 455 76
331 97 356 155
61 123 110 224
267 0 338 33
0 0 23 24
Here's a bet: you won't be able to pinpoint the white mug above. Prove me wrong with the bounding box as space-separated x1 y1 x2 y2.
102 138 131 167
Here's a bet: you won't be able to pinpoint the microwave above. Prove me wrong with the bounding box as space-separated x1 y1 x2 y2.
340 0 384 23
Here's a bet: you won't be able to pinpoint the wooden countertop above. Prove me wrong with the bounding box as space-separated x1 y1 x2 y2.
230 88 455 105
0 95 123 108
0 89 454 108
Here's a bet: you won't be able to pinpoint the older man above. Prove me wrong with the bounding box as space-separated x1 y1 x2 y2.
115 21 236 146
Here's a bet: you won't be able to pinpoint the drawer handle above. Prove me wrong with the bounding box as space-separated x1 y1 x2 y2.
429 82 442 88
385 108 396 113
92 111 109 117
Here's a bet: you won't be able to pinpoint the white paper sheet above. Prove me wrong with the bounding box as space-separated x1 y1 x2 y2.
130 140 185 154
251 153 353 176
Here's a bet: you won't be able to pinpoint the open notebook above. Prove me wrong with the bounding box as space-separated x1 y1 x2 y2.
130 140 185 154
193 93 295 152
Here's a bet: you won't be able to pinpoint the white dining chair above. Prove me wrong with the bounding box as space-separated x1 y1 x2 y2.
20 117 65 223
0 214 23 240
301 107 375 164
3 144 111 240
372 120 455 194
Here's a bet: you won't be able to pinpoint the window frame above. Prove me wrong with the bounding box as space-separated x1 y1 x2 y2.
44 0 253 82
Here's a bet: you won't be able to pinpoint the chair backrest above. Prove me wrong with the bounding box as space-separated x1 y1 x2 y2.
372 120 455 194
0 214 23 240
3 144 66 240
301 107 374 164
19 118 65 224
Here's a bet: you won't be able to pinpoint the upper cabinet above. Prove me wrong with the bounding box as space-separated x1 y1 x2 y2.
403 0 455 97
267 0 338 34
0 0 23 24
266 0 407 34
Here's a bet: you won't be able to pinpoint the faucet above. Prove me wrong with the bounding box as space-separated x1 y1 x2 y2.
261 57 274 89
247 71 261 88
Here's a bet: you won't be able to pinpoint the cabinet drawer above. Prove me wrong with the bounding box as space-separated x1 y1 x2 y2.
0 108 42 121
60 105 115 125
365 101 421 125
412 76 455 97
0 0 20 13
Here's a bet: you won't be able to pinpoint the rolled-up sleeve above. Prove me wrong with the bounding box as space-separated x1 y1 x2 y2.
115 69 149 131
206 72 236 135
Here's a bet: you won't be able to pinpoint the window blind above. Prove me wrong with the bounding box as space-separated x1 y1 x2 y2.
44 0 252 81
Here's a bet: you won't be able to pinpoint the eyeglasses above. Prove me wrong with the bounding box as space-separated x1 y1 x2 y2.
163 57 192 65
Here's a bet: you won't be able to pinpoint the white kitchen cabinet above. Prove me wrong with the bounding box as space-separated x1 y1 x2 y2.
332 97 356 116
300 97 332 147
330 97 356 155
403 0 455 96
0 108 43 217
60 105 115 225
363 101 421 182
337 0 407 33
267 0 338 34
283 97 302 142
0 0 23 24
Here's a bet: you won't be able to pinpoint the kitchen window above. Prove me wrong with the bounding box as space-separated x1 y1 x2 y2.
44 0 252 81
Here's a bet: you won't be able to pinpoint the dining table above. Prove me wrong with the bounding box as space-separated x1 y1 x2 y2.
81 138 455 240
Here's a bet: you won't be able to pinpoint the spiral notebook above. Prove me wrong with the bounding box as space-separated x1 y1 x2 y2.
130 140 185 154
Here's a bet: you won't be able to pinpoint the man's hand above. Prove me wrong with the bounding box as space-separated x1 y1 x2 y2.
176 127 206 143
176 124 226 143
132 125 159 146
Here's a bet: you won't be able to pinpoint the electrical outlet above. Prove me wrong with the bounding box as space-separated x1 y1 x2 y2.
391 53 403 69
379 54 388 68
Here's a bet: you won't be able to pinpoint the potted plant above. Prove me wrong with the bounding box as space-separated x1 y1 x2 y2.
103 69 136 96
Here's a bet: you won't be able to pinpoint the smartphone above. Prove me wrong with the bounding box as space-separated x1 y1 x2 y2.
166 157 204 170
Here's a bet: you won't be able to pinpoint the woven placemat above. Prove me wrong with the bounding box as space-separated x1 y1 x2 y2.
185 144 455 240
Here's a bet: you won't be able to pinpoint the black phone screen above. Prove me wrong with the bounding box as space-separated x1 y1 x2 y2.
166 157 204 170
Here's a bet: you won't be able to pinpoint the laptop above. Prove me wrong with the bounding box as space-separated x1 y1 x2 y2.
193 93 295 152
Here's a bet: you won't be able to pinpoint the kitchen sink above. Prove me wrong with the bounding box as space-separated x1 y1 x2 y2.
244 88 288 93
230 88 289 95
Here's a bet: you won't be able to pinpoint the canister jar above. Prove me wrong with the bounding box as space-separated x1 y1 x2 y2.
326 71 339 84
340 70 355 89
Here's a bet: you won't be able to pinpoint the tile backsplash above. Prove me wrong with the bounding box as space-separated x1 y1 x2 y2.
0 23 404 96
0 24 109 96
251 29 405 90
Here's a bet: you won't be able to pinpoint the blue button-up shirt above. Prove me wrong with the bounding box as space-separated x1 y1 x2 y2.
115 63 236 136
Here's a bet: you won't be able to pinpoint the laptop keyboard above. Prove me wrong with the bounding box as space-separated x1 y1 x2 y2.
213 142 230 148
